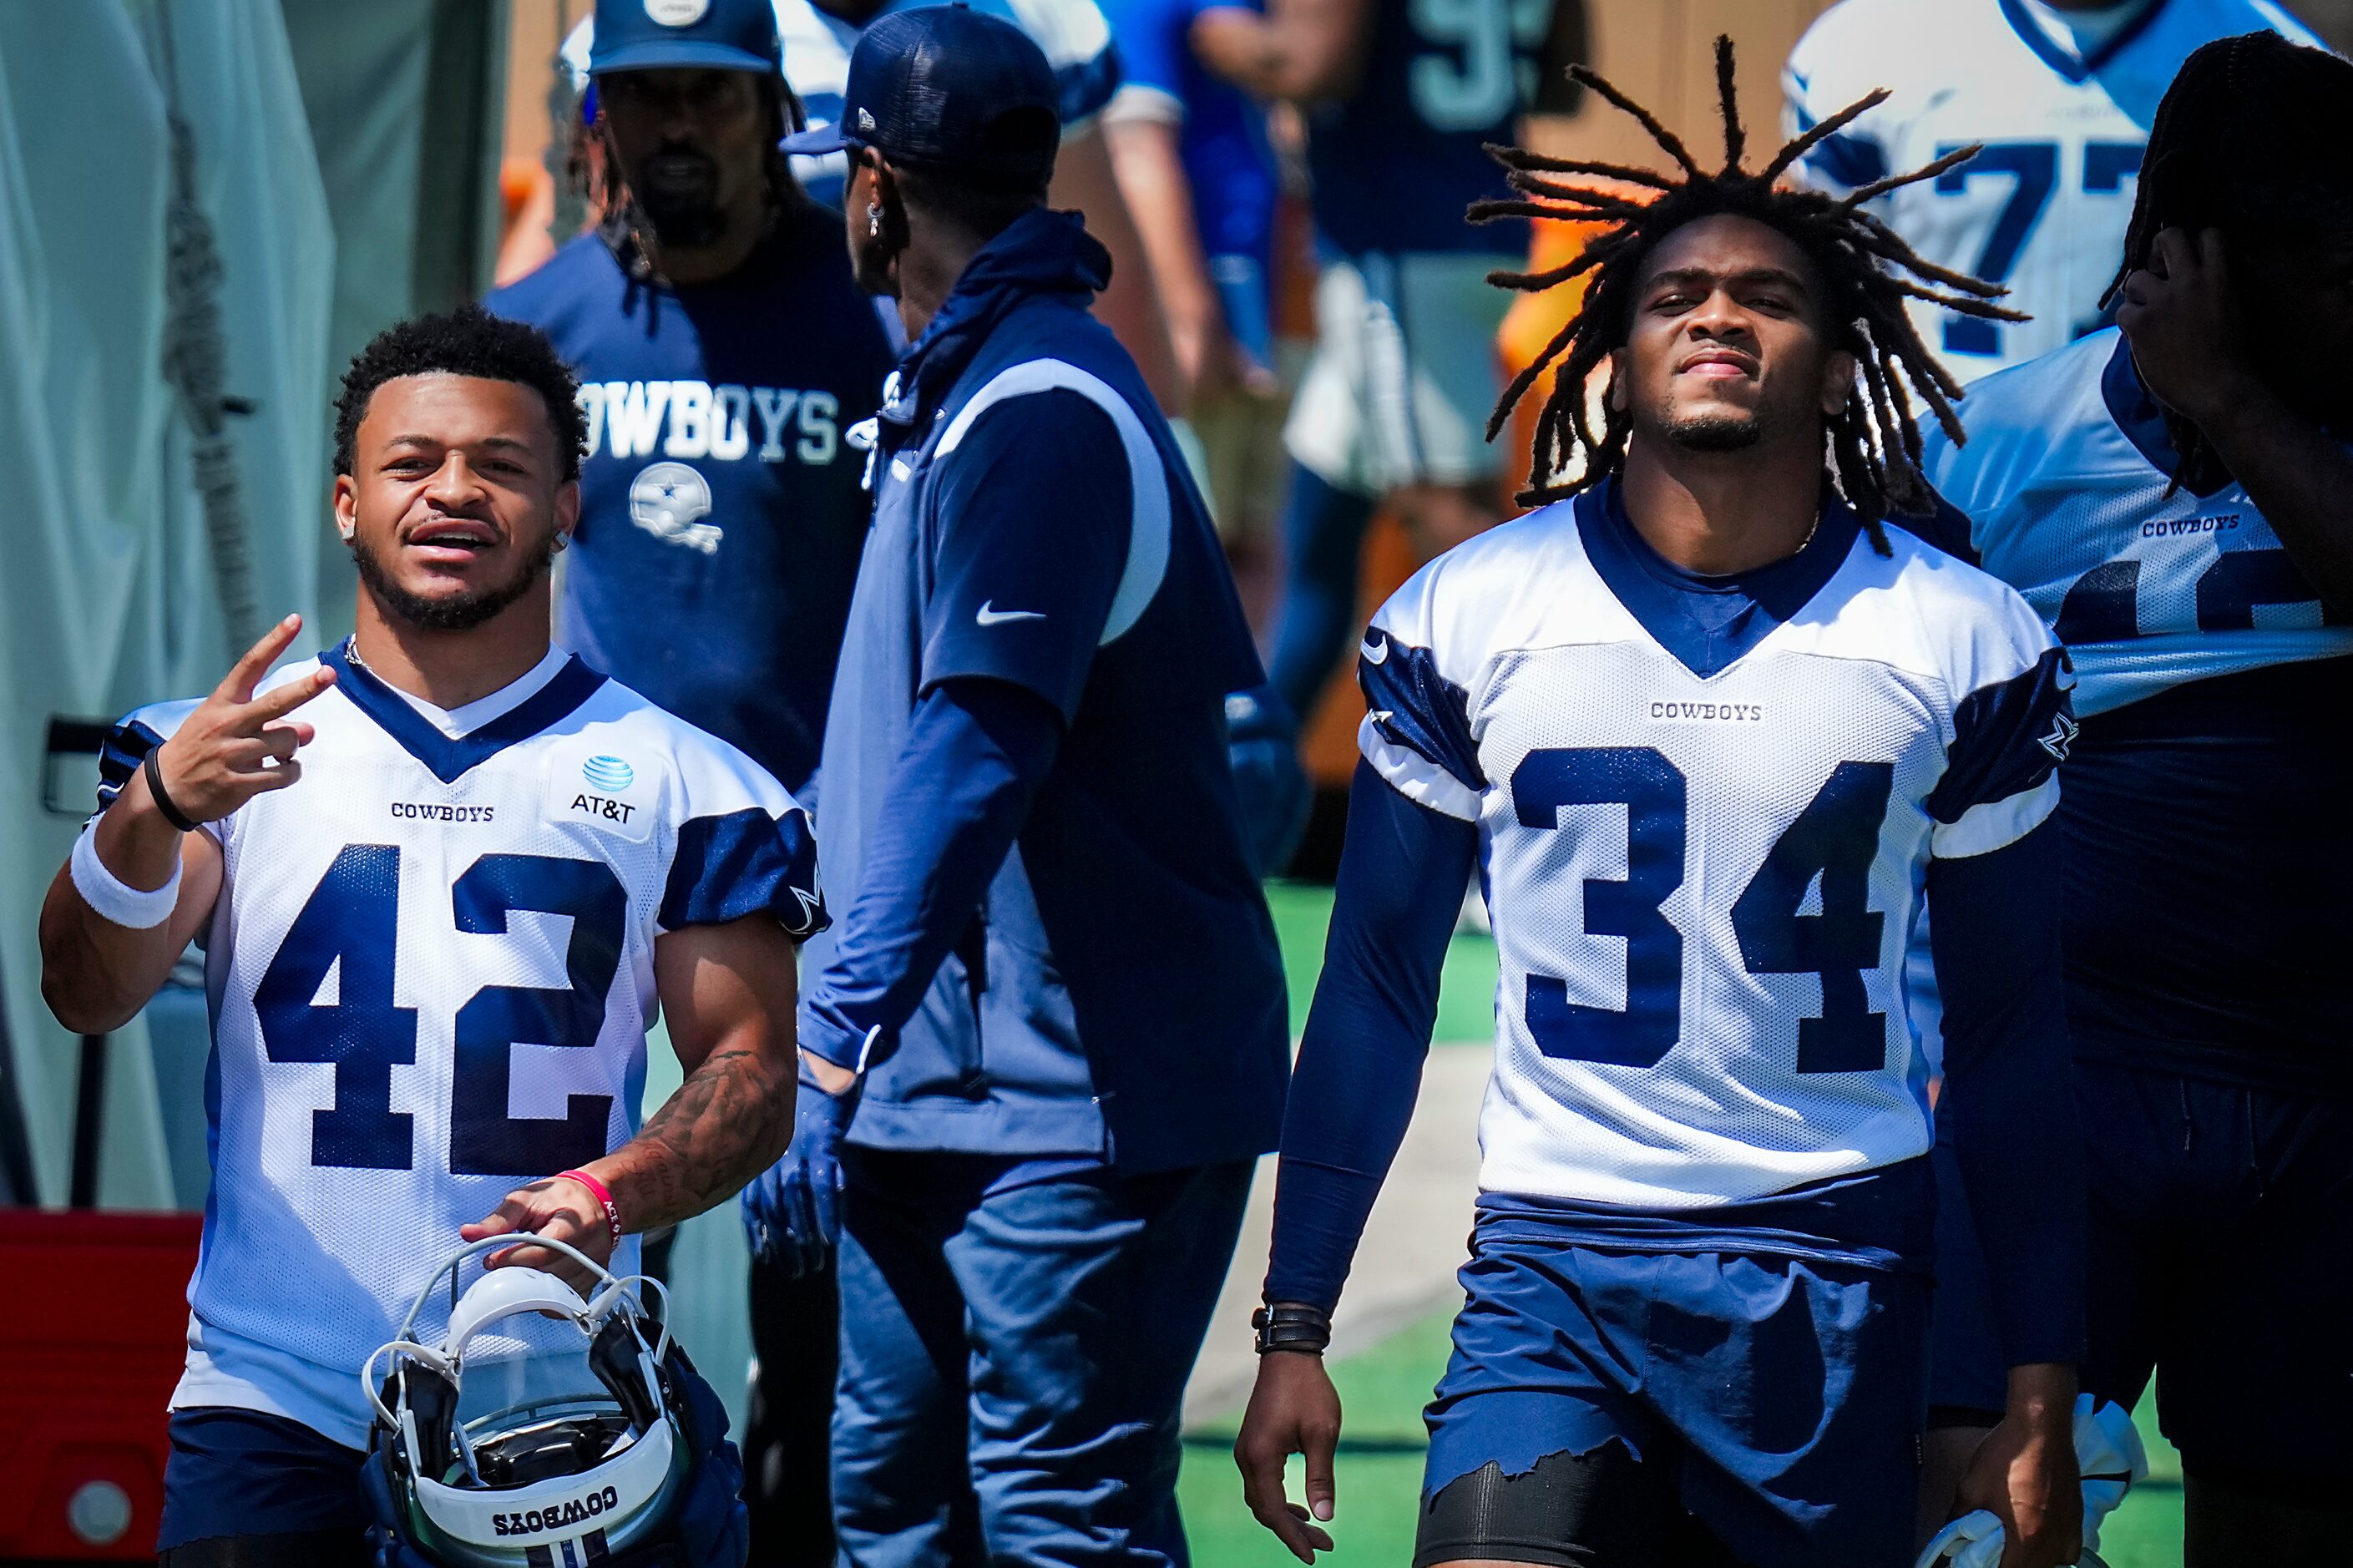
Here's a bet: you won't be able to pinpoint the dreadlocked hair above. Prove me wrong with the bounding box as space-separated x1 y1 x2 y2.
567 73 819 281
2105 31 2353 494
1478 36 2020 554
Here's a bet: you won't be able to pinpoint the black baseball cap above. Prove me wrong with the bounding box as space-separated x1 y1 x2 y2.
779 4 1061 185
589 0 782 77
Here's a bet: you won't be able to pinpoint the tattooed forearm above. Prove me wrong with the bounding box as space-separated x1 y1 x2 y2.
602 1041 796 1234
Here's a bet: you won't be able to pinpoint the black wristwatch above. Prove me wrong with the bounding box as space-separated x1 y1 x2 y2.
1252 1300 1333 1355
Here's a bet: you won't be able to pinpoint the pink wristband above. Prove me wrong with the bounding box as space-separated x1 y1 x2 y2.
554 1168 622 1247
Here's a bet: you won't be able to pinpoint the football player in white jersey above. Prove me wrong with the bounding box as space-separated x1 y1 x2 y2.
1918 34 2353 1565
38 308 822 1566
1232 44 2086 1568
1784 0 2315 384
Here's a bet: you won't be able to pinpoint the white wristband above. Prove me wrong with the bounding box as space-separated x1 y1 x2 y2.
70 822 183 930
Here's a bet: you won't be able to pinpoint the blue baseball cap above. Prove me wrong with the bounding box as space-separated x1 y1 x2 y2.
779 4 1061 185
589 0 782 76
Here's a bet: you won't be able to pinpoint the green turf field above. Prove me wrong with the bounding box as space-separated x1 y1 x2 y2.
1207 885 2188 1566
1263 881 1499 1042
1176 1307 2186 1566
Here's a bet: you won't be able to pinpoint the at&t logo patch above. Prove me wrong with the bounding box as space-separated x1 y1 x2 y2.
549 747 658 842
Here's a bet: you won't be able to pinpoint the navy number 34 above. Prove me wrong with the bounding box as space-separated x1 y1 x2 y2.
1513 749 1895 1073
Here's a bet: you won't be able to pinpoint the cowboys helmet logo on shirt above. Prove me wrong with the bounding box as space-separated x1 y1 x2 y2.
629 462 721 554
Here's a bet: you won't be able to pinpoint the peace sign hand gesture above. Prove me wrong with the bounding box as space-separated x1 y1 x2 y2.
148 615 337 827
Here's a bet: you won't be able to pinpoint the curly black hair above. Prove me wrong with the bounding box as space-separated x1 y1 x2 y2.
333 306 587 483
2105 30 2353 493
1477 37 2021 552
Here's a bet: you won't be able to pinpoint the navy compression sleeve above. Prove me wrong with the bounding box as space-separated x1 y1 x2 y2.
1928 821 2086 1370
1263 761 1480 1311
798 678 1061 1070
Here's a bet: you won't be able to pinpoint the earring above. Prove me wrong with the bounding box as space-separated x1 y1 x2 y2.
868 202 883 239
338 523 355 542
554 533 571 554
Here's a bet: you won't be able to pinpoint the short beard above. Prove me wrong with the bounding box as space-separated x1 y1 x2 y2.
1662 410 1764 453
636 190 727 250
350 530 553 634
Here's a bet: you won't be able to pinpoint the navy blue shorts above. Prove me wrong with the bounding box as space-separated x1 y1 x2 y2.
159 1406 368 1553
1930 1059 2353 1478
1424 1213 1930 1568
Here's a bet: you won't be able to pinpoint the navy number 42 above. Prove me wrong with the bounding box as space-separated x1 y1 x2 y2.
253 845 625 1173
1512 749 1894 1073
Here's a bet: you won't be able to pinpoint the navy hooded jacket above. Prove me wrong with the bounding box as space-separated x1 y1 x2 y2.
799 209 1289 1173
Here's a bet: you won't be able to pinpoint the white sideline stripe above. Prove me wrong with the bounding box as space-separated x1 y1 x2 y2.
937 357 1171 645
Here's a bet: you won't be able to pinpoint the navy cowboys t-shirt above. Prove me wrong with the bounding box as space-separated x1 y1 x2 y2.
485 210 895 794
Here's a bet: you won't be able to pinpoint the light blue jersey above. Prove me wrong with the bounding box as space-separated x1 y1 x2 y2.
1924 328 2353 716
1784 0 2316 380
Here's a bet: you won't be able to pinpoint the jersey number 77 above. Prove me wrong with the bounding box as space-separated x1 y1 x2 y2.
1935 139 2142 356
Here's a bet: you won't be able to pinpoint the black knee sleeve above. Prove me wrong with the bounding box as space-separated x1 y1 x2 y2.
1414 1442 1744 1567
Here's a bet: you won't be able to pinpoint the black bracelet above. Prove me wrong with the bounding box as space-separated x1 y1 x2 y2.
144 747 200 834
1252 1301 1333 1356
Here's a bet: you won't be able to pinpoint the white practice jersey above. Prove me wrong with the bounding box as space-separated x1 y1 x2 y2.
1784 0 2315 382
1924 326 2353 716
99 645 822 1447
1359 488 2071 1206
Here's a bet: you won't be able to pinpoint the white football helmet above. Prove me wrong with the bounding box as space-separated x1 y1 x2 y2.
363 1236 692 1567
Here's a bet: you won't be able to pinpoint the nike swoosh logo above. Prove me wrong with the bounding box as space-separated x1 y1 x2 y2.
1360 634 1389 665
976 602 1046 626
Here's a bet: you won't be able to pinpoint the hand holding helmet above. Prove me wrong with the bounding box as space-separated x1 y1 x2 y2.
362 1236 748 1567
463 1171 621 1292
1917 1396 2150 1568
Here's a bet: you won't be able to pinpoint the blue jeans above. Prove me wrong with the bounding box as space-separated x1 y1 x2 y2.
831 1152 1254 1568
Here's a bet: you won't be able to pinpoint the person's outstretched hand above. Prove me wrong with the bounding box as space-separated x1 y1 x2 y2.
146 614 335 823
